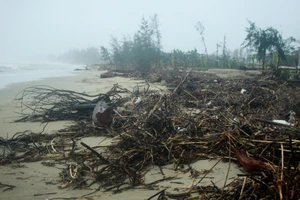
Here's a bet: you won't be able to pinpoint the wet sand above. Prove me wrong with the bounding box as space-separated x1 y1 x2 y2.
0 69 243 199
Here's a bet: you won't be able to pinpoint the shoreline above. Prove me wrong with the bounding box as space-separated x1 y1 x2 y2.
0 62 84 90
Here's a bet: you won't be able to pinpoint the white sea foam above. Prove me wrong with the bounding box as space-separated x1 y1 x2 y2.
0 62 83 90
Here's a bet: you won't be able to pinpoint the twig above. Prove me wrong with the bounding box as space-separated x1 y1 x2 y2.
222 138 232 191
81 142 110 164
288 135 296 167
34 192 57 196
239 177 247 199
184 159 221 198
0 182 16 192
147 189 167 200
171 69 191 95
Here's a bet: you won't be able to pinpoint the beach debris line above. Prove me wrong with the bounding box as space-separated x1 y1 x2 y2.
2 69 300 199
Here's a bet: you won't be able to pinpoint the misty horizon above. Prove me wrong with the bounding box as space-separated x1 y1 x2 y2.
1 0 299 62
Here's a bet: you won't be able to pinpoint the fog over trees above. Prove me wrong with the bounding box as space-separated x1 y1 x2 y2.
1 1 299 68
54 16 299 71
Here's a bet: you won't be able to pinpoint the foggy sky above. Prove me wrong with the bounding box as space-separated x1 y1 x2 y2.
0 0 299 62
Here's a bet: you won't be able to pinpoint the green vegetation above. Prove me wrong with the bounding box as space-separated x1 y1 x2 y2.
242 21 298 70
100 15 241 70
100 15 161 71
55 47 102 65
54 16 299 71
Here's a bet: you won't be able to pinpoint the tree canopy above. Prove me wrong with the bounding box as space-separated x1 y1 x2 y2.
53 18 298 70
55 47 102 65
100 15 160 71
242 21 298 69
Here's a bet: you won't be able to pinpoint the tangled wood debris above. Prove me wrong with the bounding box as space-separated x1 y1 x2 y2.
13 84 130 122
1 69 300 199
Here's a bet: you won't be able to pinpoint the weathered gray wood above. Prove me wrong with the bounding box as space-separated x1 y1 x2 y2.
73 103 96 110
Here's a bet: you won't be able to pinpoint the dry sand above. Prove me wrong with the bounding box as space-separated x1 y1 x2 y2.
0 69 244 199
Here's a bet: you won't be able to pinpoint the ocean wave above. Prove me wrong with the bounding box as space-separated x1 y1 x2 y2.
0 62 81 90
0 62 84 72
0 62 29 72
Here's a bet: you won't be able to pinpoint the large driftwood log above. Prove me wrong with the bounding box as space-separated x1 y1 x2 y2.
73 103 96 110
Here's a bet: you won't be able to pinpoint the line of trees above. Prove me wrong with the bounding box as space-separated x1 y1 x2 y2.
100 16 242 70
52 47 102 65
100 17 298 70
100 15 161 71
52 16 299 70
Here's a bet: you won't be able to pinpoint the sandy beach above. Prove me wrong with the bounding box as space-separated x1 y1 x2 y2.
0 69 244 200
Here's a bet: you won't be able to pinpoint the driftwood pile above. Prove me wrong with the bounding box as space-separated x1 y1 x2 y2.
1 69 300 199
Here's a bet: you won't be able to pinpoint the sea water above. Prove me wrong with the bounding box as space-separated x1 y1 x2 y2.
0 62 83 89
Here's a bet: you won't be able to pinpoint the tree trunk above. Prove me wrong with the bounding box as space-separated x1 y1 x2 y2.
262 50 266 70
